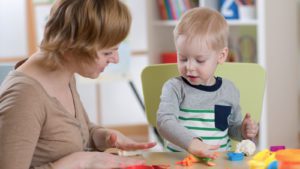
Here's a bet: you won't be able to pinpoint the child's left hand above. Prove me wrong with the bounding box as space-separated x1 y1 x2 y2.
241 113 259 139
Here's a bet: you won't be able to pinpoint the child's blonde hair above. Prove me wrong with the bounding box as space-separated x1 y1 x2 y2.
174 7 228 51
40 0 131 69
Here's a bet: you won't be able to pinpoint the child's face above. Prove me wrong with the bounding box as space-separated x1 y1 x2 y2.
176 36 227 86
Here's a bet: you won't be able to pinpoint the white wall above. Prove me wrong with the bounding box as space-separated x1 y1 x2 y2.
265 0 299 148
126 0 148 51
0 0 27 57
100 56 148 126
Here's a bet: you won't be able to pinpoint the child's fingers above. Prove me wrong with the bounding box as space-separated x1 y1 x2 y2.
246 119 258 131
246 120 258 132
242 113 252 129
246 125 258 138
205 145 220 159
194 150 217 159
206 152 218 159
242 116 259 139
245 113 251 119
209 145 220 150
200 152 215 159
246 132 255 138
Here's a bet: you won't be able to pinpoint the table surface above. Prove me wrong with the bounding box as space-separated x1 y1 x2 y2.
142 152 251 169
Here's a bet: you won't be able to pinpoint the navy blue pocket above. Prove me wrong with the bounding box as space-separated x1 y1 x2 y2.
214 105 231 131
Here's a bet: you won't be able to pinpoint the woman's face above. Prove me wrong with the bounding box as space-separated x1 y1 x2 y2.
76 45 120 79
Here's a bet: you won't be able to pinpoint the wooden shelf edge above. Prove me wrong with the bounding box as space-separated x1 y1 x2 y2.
0 57 25 63
153 19 257 26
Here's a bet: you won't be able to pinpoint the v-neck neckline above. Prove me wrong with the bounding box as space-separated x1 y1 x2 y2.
11 70 78 119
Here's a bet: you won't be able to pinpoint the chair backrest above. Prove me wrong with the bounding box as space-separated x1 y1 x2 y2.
0 64 14 85
141 62 265 127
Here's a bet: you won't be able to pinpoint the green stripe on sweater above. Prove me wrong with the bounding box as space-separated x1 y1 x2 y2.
180 108 214 113
185 126 220 131
178 116 214 122
166 146 181 152
220 139 231 148
201 134 228 140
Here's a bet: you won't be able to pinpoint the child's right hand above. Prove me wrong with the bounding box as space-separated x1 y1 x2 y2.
187 138 220 159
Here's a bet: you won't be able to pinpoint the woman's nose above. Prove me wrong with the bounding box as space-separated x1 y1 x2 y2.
109 52 119 64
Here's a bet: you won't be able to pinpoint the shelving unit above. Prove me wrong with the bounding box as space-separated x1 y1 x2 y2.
147 0 262 64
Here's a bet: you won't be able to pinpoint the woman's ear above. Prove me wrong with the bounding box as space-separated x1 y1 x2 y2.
217 47 228 64
62 51 72 61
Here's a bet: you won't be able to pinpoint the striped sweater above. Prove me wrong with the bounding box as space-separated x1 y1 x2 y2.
157 76 243 152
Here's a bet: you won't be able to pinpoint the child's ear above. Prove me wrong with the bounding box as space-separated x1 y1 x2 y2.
217 47 228 64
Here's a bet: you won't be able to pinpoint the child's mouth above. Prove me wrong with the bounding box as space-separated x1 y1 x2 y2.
187 75 198 82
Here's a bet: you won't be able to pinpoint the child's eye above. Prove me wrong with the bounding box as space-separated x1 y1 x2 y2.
179 57 187 62
197 60 205 63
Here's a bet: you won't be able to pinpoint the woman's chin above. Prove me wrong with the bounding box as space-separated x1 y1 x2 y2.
80 72 101 79
90 73 101 79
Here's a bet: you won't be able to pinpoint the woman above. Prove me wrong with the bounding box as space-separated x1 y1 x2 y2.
0 0 156 168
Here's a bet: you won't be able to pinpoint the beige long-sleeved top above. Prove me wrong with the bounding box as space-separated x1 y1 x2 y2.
0 70 101 169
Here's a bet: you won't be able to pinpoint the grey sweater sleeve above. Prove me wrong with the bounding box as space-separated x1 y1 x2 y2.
226 80 243 141
156 78 197 150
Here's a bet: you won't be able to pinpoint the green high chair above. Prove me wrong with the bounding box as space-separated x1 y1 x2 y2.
141 62 266 150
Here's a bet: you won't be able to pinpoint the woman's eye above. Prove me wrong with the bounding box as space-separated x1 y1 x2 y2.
103 52 113 56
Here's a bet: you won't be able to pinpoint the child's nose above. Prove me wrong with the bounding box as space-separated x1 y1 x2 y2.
186 60 195 71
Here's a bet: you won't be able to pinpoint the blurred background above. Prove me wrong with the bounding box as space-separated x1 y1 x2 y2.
0 0 299 151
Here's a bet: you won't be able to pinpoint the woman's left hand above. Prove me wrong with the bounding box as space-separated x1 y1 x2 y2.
106 129 156 150
93 128 156 151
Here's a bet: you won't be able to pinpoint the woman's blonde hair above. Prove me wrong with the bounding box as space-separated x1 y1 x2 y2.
174 7 228 51
40 0 131 69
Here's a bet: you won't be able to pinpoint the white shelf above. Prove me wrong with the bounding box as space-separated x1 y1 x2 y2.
153 20 178 27
227 19 258 26
153 19 257 27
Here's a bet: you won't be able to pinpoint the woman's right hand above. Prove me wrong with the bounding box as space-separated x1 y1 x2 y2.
187 138 219 159
53 151 145 169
